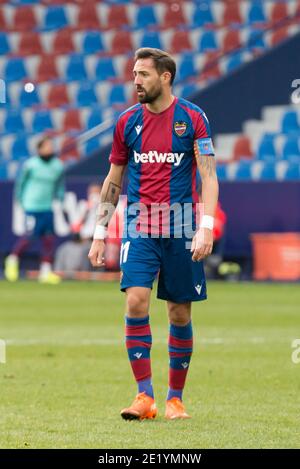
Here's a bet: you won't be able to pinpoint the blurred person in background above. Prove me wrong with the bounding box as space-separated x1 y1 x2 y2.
4 136 64 284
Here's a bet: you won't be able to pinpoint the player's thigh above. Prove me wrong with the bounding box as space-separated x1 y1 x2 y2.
157 236 207 303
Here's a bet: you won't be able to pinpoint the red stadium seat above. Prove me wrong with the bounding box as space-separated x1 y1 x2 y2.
60 137 80 161
222 30 241 53
233 136 253 161
36 55 59 82
123 57 134 82
270 26 289 46
106 5 130 30
270 2 288 24
0 8 7 31
63 109 82 132
200 52 222 81
52 30 75 54
12 6 37 31
18 32 43 55
111 31 133 55
170 31 192 53
222 3 242 26
162 3 187 28
47 84 70 108
76 4 101 30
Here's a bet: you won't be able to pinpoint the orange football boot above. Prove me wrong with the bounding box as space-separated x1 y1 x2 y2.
165 397 191 420
120 392 158 421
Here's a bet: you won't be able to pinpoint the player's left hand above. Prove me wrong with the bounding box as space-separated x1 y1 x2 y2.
191 228 213 261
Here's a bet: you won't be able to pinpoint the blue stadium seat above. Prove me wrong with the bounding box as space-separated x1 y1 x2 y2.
18 85 41 108
216 164 227 180
135 5 158 28
260 162 276 180
226 52 243 73
32 110 54 133
76 82 98 107
282 136 300 159
247 2 266 25
13 0 39 4
82 31 105 54
86 107 103 130
235 160 252 180
247 30 266 51
4 58 27 82
284 163 300 179
109 84 126 106
181 83 198 99
44 6 68 30
66 54 87 81
95 58 117 81
11 136 30 160
0 32 10 55
0 163 7 180
257 135 276 159
4 110 25 133
198 31 218 52
85 137 102 155
140 31 162 50
192 4 214 27
281 111 300 133
178 53 196 81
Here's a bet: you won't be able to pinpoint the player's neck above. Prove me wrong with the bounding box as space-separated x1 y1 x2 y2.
145 93 175 114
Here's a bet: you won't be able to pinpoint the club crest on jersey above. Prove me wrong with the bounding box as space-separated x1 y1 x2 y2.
174 121 187 136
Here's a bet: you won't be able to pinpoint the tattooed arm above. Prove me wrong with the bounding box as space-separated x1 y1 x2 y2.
88 163 126 267
191 142 219 262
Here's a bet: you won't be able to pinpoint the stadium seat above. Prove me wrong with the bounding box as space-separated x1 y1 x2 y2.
95 57 117 81
192 3 214 28
284 163 300 179
44 6 69 30
60 136 80 161
140 31 162 50
12 6 37 31
282 136 300 159
86 107 103 130
247 29 266 51
62 109 82 132
0 163 7 180
198 31 218 52
76 82 98 107
36 55 59 82
106 5 129 29
0 32 10 55
52 30 75 54
108 84 126 107
4 109 25 133
260 162 276 180
76 4 101 30
85 137 101 155
257 135 276 159
18 32 43 55
11 136 30 160
4 58 28 82
162 2 186 28
65 54 87 81
222 30 241 53
111 31 133 55
178 53 196 81
223 2 243 26
233 136 253 160
281 111 300 133
201 52 221 81
270 27 289 47
122 57 134 82
170 31 193 53
135 5 158 29
247 2 266 26
235 160 252 180
18 85 41 108
47 84 70 108
32 110 54 132
216 164 227 180
82 31 105 54
270 2 288 24
226 52 243 73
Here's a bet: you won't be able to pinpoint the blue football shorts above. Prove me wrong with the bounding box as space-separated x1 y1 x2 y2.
120 233 207 303
25 211 55 238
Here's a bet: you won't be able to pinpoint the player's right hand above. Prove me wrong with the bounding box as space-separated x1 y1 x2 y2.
88 239 105 267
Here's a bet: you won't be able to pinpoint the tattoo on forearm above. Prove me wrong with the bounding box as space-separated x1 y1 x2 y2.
197 155 217 178
96 181 121 227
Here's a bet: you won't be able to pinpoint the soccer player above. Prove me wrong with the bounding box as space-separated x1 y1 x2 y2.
88 48 219 420
4 136 64 284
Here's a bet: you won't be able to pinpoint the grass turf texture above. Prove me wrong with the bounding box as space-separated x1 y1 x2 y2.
0 281 299 449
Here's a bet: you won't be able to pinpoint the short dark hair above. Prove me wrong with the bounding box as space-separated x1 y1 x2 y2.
37 135 51 151
134 48 176 85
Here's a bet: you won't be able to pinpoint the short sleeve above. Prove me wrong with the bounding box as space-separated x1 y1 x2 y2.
194 111 215 156
109 116 129 165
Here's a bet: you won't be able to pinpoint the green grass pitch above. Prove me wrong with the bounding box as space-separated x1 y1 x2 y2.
0 280 299 449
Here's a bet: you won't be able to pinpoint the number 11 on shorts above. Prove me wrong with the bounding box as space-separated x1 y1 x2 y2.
120 241 130 264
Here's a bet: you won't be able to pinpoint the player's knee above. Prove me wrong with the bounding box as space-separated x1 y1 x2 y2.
168 302 191 325
126 291 149 316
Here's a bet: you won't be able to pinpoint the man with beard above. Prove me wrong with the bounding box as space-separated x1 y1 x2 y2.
88 48 219 420
5 136 64 284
